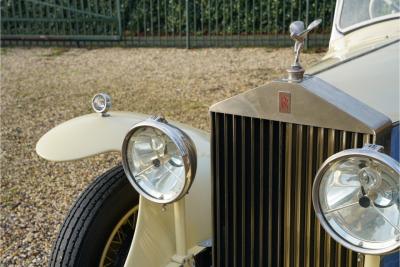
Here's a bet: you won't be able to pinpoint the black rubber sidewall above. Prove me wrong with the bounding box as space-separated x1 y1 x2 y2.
49 165 139 267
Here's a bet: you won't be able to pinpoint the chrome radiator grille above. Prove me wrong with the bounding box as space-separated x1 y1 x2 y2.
211 112 373 267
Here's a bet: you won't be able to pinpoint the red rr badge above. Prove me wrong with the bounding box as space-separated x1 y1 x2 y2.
279 91 291 113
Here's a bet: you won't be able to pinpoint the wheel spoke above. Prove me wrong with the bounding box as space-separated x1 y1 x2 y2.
99 206 139 267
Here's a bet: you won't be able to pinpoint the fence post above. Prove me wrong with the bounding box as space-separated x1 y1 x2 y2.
116 0 122 40
305 0 310 49
186 0 190 49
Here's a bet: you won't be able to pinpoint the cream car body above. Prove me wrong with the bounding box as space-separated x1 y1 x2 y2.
36 0 399 266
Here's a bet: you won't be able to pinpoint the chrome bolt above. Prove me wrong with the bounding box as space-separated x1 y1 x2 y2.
151 115 167 123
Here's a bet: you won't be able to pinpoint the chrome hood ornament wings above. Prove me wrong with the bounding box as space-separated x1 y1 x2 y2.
287 19 322 82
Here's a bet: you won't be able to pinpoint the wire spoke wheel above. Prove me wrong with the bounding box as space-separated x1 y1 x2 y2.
49 166 140 267
100 205 139 267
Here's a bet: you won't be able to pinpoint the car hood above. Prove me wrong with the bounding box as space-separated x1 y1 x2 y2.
311 40 399 123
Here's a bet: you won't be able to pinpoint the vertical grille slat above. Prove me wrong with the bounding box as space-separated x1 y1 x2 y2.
283 123 293 267
232 115 238 267
304 126 314 267
314 127 324 266
211 112 372 267
294 125 303 267
241 116 248 266
258 120 265 267
223 114 233 266
267 121 273 267
211 113 217 267
324 129 335 267
277 122 284 267
250 119 255 267
214 113 223 267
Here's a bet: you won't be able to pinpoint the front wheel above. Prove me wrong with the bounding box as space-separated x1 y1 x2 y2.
50 165 139 267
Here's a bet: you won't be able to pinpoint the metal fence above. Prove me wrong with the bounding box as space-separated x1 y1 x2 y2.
1 0 335 47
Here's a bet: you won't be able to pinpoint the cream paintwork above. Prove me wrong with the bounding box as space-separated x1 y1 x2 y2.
36 111 210 162
316 40 399 122
309 19 400 123
327 19 399 61
36 112 148 161
36 111 212 267
123 197 207 267
309 7 400 124
123 197 175 267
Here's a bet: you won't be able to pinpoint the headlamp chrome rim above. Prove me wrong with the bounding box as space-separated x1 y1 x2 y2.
121 117 197 204
312 146 400 255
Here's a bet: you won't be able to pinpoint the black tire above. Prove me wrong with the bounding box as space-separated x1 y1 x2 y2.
49 165 139 267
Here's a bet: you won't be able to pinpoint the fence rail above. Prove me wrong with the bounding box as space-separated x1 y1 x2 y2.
1 0 335 47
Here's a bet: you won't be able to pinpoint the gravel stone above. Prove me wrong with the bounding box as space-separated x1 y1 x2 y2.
0 47 322 265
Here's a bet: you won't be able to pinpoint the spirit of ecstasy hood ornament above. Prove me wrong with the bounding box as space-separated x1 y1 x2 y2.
287 19 322 82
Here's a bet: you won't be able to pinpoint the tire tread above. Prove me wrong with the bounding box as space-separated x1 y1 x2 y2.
49 165 129 267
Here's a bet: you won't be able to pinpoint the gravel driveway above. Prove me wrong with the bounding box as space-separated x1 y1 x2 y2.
0 47 322 266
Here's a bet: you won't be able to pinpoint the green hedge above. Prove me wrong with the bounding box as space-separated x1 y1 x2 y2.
121 0 334 36
2 0 334 36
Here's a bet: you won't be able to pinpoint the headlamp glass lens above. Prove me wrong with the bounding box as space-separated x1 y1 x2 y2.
126 126 185 202
319 156 399 250
93 95 106 112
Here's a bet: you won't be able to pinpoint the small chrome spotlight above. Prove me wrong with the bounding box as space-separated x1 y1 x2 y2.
92 93 112 116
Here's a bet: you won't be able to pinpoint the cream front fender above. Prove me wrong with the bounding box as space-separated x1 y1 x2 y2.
36 111 210 161
36 111 149 161
36 110 212 266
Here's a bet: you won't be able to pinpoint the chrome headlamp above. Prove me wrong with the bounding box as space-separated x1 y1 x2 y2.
122 116 197 204
312 144 400 255
92 93 111 115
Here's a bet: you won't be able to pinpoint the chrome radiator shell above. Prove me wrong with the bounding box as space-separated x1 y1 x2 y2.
209 77 392 267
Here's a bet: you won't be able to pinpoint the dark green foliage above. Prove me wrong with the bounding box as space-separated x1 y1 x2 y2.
121 0 334 36
1 0 334 46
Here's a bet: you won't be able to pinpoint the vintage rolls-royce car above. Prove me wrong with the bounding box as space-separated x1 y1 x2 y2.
36 0 399 266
